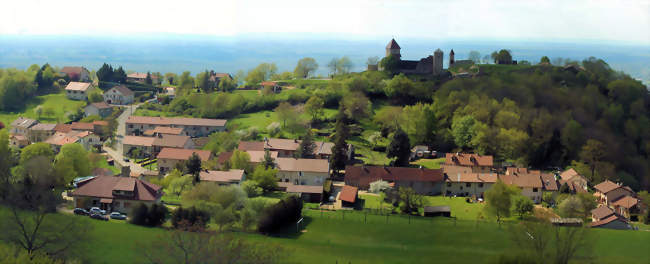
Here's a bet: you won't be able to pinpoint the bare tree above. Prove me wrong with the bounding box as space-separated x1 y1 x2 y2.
507 220 595 264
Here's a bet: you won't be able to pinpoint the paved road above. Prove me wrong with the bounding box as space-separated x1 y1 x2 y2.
103 103 153 175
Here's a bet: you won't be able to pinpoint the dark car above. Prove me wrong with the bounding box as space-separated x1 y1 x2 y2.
123 157 130 162
89 213 108 221
73 208 89 216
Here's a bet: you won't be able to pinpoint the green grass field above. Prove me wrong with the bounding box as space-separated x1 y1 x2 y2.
1 206 649 264
0 92 86 128
410 158 446 169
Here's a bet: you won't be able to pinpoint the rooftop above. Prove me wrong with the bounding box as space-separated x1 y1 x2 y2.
199 169 245 183
275 158 329 173
445 153 493 167
70 176 162 201
65 82 92 91
593 180 625 194
156 148 211 161
339 185 358 203
108 85 135 96
345 166 444 187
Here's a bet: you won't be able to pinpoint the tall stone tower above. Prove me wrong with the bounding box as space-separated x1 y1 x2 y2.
433 49 444 75
449 49 455 66
386 39 401 58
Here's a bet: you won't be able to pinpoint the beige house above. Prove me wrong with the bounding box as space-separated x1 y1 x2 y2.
10 117 38 136
445 153 493 173
127 72 158 84
499 168 544 203
85 102 114 118
344 165 445 195
9 134 29 148
45 131 101 152
60 66 90 82
70 176 163 214
28 123 57 142
104 85 134 105
122 134 194 158
126 116 227 137
276 158 329 186
238 138 336 159
442 165 497 198
199 169 246 185
65 82 95 100
157 148 212 174
593 180 635 206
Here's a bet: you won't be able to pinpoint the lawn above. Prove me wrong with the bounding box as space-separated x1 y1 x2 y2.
410 158 446 169
360 194 486 221
1 206 649 264
0 92 86 128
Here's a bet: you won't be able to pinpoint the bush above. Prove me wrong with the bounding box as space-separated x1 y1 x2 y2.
171 206 211 229
129 203 168 227
258 195 303 234
242 180 263 197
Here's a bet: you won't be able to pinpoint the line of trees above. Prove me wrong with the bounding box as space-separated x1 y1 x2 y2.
96 63 126 83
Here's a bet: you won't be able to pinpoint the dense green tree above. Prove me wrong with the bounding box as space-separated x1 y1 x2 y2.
229 150 252 172
540 56 551 64
342 92 371 121
250 165 278 193
387 128 411 167
262 150 276 169
513 195 534 219
296 130 316 158
305 96 325 122
400 103 436 145
186 153 202 184
218 75 236 92
451 115 477 149
19 142 54 165
96 63 113 82
196 70 211 92
397 187 423 215
53 143 91 185
145 71 152 85
484 180 520 223
579 139 606 181
294 57 319 78
245 63 277 85
379 55 401 75
88 90 103 103
330 105 350 175
113 66 126 83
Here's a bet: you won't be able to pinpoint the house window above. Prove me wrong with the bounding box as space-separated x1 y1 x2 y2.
465 183 471 187
446 182 451 187
533 188 538 192
478 183 484 188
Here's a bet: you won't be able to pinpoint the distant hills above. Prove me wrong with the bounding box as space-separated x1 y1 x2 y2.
0 34 648 86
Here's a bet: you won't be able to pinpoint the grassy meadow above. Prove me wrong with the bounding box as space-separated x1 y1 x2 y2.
0 92 86 128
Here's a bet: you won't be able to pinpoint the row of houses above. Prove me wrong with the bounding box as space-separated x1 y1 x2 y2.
125 116 227 138
9 117 108 152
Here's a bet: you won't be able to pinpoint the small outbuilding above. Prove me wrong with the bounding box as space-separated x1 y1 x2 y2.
423 206 451 217
550 218 583 227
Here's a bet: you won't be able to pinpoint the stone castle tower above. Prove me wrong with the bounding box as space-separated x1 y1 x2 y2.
386 38 401 58
433 49 444 75
449 49 455 67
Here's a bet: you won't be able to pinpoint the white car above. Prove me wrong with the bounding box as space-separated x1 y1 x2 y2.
89 207 106 215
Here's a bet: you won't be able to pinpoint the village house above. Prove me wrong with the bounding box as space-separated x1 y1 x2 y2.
44 130 101 152
103 85 134 105
127 72 158 84
593 180 635 206
9 134 29 148
122 134 194 157
238 138 338 159
610 196 641 220
85 102 114 118
442 165 497 198
70 176 163 214
143 126 185 137
199 169 246 185
591 206 615 223
445 153 493 173
59 66 90 82
540 172 560 194
499 168 544 203
344 165 445 195
275 157 330 186
126 116 227 137
10 117 38 136
337 185 359 208
260 81 281 93
245 150 279 166
157 148 212 174
277 182 323 203
590 214 631 230
558 168 588 193
209 72 233 87
65 82 95 100
28 123 56 142
162 87 176 99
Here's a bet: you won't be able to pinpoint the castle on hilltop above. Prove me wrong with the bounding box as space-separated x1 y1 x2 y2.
384 38 463 76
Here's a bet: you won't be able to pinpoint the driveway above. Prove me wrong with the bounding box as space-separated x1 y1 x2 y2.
103 103 154 175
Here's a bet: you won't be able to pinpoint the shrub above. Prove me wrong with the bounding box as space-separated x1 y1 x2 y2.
171 206 211 229
258 195 303 234
242 180 263 197
369 180 391 193
129 203 169 227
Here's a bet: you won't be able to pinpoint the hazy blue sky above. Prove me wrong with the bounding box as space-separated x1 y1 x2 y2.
2 0 648 45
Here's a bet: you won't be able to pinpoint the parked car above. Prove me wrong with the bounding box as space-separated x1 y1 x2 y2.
73 208 89 216
123 157 130 162
89 207 106 215
110 212 127 220
89 213 108 221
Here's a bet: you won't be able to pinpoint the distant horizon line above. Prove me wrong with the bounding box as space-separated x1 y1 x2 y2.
2 32 649 47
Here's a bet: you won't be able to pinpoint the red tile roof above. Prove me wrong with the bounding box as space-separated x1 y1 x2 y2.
152 134 192 148
593 180 623 194
217 151 233 165
345 166 444 189
445 172 498 183
199 169 245 183
498 173 543 188
386 39 400 49
276 158 329 173
591 206 615 220
54 124 72 133
611 196 639 209
127 116 226 127
70 176 162 201
156 148 211 161
590 214 628 227
65 82 92 91
540 173 559 191
260 81 277 86
238 141 265 151
445 153 493 167
71 122 94 131
339 185 358 203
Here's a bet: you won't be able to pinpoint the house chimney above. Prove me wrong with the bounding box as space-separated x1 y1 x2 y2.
121 166 131 178
457 173 460 182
